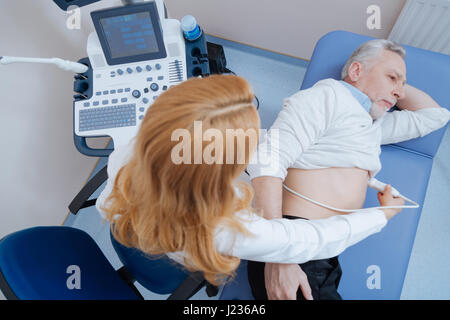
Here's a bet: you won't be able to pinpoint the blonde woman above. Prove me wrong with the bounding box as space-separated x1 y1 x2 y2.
96 75 401 293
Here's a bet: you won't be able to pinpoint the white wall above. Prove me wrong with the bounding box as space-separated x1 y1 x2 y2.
165 0 406 60
0 0 124 240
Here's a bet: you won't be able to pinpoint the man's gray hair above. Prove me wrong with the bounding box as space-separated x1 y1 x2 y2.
341 39 406 80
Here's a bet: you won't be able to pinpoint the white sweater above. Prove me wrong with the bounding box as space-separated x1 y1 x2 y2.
96 142 387 265
247 78 450 180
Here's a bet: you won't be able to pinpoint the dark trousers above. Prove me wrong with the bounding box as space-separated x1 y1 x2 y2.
247 215 343 300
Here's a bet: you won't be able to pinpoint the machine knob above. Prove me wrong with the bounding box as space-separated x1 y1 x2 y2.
146 65 152 71
155 63 162 70
127 67 133 74
132 90 141 98
117 69 124 75
136 66 142 72
150 83 159 92
142 97 149 104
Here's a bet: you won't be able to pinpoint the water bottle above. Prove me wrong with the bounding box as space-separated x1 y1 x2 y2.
181 15 202 41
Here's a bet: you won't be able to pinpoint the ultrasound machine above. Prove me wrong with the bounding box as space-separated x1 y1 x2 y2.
0 0 211 156
75 0 189 151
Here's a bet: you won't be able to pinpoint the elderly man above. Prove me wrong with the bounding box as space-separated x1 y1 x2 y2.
246 39 450 300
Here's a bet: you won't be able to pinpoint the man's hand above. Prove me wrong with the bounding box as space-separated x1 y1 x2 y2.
397 84 440 111
264 263 313 300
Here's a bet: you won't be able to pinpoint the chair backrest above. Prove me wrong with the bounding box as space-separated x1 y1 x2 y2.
109 230 191 294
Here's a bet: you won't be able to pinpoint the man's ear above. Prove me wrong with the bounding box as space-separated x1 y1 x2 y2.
347 61 364 82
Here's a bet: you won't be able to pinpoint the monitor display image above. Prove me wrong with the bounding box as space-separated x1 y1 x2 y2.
101 12 159 59
92 3 167 65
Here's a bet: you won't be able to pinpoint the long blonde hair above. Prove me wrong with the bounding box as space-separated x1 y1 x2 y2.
102 75 260 285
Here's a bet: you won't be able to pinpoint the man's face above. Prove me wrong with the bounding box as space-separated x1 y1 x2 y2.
349 50 407 119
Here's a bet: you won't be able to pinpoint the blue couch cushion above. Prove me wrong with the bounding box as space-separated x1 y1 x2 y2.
301 30 450 158
338 145 433 299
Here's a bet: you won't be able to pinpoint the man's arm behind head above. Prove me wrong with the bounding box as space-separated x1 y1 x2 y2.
397 84 442 111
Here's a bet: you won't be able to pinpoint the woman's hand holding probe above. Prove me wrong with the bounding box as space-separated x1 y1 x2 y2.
378 185 405 220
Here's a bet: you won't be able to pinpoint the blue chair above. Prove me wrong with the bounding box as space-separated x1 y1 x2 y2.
0 226 138 300
0 167 218 300
220 30 450 300
0 223 219 300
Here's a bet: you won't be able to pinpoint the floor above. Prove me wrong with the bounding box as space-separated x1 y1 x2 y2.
64 35 450 300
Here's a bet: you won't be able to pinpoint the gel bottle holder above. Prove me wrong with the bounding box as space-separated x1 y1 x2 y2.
181 15 210 78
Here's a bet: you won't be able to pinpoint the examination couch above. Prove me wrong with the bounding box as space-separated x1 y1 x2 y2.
220 30 450 300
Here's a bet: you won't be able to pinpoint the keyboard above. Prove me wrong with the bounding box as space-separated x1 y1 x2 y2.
79 103 136 132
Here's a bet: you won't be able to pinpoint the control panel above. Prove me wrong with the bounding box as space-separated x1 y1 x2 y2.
73 1 187 147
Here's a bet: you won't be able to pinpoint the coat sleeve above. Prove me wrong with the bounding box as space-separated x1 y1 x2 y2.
214 209 387 263
379 107 450 145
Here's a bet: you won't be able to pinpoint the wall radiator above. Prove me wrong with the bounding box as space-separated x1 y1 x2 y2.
388 0 450 55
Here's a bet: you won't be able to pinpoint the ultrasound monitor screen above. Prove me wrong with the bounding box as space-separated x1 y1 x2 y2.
92 2 167 65
100 12 159 59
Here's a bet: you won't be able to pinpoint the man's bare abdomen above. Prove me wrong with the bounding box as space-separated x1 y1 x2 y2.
282 167 370 220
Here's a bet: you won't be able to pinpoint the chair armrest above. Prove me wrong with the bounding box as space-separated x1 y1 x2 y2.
68 165 108 215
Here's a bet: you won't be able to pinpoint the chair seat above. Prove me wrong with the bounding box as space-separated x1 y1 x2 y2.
220 260 254 300
0 226 139 300
110 230 191 295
